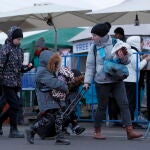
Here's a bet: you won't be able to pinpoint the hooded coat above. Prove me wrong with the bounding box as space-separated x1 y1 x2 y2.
125 36 147 82
35 50 69 112
0 26 23 87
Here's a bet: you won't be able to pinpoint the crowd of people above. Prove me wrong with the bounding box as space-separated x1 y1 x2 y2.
0 22 149 145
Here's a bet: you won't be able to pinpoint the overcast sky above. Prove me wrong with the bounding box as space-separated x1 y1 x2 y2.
0 0 124 44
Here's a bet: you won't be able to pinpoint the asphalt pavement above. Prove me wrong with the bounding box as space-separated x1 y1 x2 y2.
0 123 150 150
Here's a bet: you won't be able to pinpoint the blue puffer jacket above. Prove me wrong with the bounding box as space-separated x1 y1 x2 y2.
0 26 23 88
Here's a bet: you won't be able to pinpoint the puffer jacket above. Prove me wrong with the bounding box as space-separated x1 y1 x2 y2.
84 35 119 84
35 50 69 112
0 26 23 87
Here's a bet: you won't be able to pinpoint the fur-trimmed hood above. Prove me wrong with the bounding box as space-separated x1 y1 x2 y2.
39 50 61 72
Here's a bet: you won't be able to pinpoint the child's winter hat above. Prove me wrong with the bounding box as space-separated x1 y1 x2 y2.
91 22 111 37
111 41 131 56
35 37 45 48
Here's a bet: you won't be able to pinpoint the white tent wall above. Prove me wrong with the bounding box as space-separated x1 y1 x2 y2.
69 24 150 54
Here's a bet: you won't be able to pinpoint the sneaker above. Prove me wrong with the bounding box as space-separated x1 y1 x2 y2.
25 128 35 144
73 126 85 135
55 134 71 145
55 138 71 145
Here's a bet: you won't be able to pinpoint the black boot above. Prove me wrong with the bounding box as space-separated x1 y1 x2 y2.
0 122 3 136
9 127 24 138
0 110 9 136
25 127 36 144
25 115 49 144
55 133 71 145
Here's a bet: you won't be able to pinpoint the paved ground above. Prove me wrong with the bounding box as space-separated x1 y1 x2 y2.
0 123 150 150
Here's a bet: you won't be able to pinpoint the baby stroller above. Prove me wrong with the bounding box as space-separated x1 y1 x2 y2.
25 67 86 144
26 87 87 143
34 87 86 139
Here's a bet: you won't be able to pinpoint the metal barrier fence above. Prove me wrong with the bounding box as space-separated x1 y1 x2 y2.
21 72 36 107
21 53 150 125
22 72 36 89
63 53 150 124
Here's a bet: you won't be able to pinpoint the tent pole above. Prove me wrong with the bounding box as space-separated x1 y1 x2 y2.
53 25 58 51
46 17 58 51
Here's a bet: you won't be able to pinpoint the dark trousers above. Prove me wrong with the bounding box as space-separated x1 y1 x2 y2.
138 70 145 113
34 109 63 137
0 86 20 128
95 82 132 128
125 82 136 120
108 96 120 120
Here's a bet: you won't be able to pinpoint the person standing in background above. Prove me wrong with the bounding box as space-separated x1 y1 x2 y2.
108 26 126 126
32 37 48 70
31 37 49 110
125 36 150 126
114 27 126 42
0 26 32 138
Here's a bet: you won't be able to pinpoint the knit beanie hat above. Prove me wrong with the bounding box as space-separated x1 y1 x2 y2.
91 22 111 37
12 29 23 40
35 37 45 48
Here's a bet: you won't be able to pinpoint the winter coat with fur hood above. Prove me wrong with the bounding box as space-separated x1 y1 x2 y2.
35 50 69 112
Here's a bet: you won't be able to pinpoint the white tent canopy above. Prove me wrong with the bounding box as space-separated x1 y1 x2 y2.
0 3 97 32
69 24 150 42
0 3 98 49
89 0 150 25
